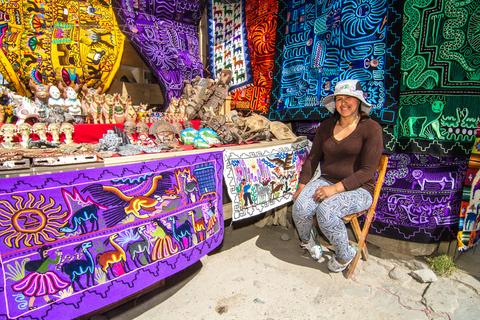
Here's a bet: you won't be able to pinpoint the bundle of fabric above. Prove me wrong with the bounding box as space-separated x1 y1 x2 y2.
113 0 204 105
458 123 480 251
207 0 252 90
229 0 278 114
370 152 467 243
0 0 124 95
394 0 480 156
268 0 402 124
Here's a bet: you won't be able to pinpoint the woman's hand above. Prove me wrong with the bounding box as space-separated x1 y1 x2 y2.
293 183 305 201
313 184 342 202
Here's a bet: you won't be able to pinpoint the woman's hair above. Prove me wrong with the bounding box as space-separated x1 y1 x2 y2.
332 96 369 121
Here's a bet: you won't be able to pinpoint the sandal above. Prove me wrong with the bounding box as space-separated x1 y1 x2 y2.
300 243 323 261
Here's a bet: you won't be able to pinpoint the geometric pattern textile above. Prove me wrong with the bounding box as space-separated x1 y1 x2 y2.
396 0 480 156
370 152 467 243
458 124 480 251
268 0 403 124
223 139 310 221
113 0 204 105
229 0 278 114
0 0 125 95
207 0 252 91
0 151 224 319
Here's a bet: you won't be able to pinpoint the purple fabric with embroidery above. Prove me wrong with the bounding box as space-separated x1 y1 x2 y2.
113 0 204 105
0 151 224 319
370 153 467 243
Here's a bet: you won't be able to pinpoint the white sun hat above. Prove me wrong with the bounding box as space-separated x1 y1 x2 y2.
322 79 372 115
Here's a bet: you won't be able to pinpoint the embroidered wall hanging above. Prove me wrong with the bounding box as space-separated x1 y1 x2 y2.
223 139 310 221
395 0 480 156
0 0 125 96
268 0 403 124
113 0 204 105
370 152 467 243
458 124 480 251
291 121 321 142
0 151 224 319
229 0 278 114
207 0 252 90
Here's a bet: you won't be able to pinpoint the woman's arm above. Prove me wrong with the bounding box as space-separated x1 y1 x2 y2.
298 123 326 185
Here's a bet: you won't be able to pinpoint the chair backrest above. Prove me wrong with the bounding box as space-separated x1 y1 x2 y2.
369 154 389 216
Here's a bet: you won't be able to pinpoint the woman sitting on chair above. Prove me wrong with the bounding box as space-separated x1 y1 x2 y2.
293 79 383 273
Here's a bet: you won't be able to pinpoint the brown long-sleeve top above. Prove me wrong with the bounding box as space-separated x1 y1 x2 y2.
298 116 384 195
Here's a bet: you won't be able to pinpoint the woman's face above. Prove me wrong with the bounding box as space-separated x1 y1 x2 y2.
335 95 360 118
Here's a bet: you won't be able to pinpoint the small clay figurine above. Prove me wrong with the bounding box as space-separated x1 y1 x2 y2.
1 123 16 148
32 122 48 141
16 122 32 148
149 120 177 146
60 122 75 144
48 83 65 123
64 84 83 123
48 123 61 144
29 79 50 123
123 120 136 143
103 94 115 124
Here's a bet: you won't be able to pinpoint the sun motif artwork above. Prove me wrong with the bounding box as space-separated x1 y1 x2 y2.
0 194 68 248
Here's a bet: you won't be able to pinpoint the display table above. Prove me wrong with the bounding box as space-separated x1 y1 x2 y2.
0 138 304 319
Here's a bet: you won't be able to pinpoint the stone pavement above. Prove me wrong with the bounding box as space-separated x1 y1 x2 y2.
102 223 480 320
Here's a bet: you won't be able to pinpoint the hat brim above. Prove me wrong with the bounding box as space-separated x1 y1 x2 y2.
322 93 372 115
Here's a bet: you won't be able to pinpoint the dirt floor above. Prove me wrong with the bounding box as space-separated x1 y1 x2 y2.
98 220 480 320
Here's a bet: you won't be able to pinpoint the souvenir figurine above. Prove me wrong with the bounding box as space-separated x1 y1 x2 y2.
48 123 61 144
123 120 136 143
13 94 39 124
125 104 137 123
92 93 105 124
113 94 126 124
64 84 83 123
60 122 75 144
137 103 148 123
1 123 16 148
32 122 48 141
48 84 65 123
136 122 155 147
29 79 50 123
149 120 177 146
16 122 32 148
103 94 115 124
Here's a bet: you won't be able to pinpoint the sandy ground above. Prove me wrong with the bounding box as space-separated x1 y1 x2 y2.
99 221 480 320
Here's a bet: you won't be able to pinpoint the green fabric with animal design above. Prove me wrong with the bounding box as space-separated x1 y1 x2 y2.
394 0 480 155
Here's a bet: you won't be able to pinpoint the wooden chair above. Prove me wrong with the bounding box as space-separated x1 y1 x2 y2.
342 154 389 278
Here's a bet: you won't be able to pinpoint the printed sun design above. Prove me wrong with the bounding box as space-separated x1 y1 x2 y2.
0 193 68 248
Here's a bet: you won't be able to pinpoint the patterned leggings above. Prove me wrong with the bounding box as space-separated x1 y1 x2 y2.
293 178 372 261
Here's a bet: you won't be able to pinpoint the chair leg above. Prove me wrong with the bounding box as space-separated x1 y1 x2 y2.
351 217 368 261
345 249 361 279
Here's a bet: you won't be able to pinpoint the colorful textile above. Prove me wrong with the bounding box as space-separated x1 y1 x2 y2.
370 153 467 243
207 0 252 90
0 152 224 319
395 0 480 156
458 124 480 251
229 0 278 114
291 121 321 141
0 0 124 96
114 0 204 105
223 139 310 221
268 0 402 124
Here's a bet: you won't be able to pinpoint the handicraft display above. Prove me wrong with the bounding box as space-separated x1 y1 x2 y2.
207 0 252 90
269 0 403 124
370 152 467 243
0 151 224 319
395 0 480 156
0 0 125 96
458 124 480 251
229 0 278 114
223 139 310 221
114 0 204 104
